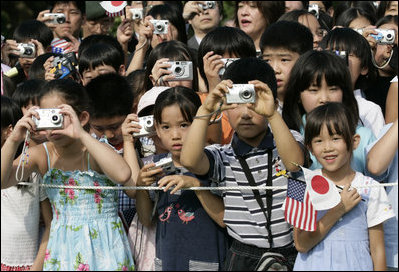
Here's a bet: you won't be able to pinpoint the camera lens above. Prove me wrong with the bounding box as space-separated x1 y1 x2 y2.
51 114 60 124
57 17 66 24
24 48 33 55
174 65 184 76
386 33 393 41
241 90 252 100
156 24 164 31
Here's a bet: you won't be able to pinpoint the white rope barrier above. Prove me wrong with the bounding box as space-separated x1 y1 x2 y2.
16 182 398 191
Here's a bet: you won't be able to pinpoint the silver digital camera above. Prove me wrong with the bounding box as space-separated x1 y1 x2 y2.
308 4 319 19
32 109 64 130
199 1 216 10
16 43 36 58
355 28 395 44
219 58 239 76
226 84 256 104
44 13 66 24
132 115 156 138
150 19 169 35
149 156 176 174
166 61 193 81
130 8 143 20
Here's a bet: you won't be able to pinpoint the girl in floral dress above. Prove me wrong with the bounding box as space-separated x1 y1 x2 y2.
1 79 135 271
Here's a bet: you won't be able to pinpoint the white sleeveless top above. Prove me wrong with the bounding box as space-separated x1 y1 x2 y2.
1 173 47 266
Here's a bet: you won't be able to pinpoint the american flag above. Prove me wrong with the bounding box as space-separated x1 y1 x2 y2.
284 178 317 232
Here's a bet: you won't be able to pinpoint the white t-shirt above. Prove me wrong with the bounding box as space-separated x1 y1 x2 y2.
354 89 385 138
1 173 47 266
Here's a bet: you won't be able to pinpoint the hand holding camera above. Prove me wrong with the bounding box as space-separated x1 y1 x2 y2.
132 115 157 138
14 43 36 58
32 109 64 130
246 80 277 119
121 113 141 143
165 61 193 81
43 13 66 24
226 84 256 104
150 19 169 35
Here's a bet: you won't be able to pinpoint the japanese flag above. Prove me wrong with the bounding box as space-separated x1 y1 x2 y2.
301 166 341 210
100 1 127 17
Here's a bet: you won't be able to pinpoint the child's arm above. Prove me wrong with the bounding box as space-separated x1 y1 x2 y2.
121 114 143 199
58 104 131 184
369 223 386 270
158 175 226 227
135 163 163 227
248 80 304 172
181 80 237 175
367 119 398 176
385 81 398 124
294 185 362 253
30 199 52 271
1 108 41 189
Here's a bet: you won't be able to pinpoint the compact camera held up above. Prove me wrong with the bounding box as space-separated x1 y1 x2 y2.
50 52 78 79
132 115 157 138
15 43 36 58
166 61 193 81
356 28 396 44
150 19 169 35
308 4 319 19
198 1 216 10
32 109 64 130
43 13 66 24
130 8 143 20
226 84 256 104
219 58 239 76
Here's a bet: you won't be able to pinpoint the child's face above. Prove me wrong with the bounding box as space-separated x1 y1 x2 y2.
300 76 343 113
348 16 372 29
225 104 268 147
309 124 356 174
261 47 300 102
155 104 191 162
90 116 126 149
81 64 119 86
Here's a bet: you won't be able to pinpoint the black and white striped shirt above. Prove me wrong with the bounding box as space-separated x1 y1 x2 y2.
203 129 304 248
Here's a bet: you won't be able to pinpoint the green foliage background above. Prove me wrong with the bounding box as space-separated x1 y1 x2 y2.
1 1 237 39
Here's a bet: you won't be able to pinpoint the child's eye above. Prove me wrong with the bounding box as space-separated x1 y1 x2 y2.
332 136 341 141
281 58 291 63
161 125 169 130
180 123 190 128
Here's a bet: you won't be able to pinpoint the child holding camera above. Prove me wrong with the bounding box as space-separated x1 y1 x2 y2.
133 86 228 271
1 79 135 271
180 57 306 270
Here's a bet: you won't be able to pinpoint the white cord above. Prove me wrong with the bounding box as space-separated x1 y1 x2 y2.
15 131 30 182
371 48 393 69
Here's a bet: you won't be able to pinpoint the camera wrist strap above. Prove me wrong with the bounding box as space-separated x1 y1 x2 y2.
16 130 31 182
237 149 274 247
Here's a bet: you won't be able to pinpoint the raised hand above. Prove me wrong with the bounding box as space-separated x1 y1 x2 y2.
137 163 163 186
247 80 277 118
157 174 200 194
121 113 141 143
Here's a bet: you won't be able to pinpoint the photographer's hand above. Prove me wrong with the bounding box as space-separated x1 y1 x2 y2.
1 39 18 66
150 58 174 86
63 33 80 53
247 80 277 118
57 104 86 140
137 163 163 187
183 1 205 20
158 175 200 194
43 56 56 81
203 51 223 91
121 113 141 144
30 39 45 56
203 80 237 114
36 10 57 30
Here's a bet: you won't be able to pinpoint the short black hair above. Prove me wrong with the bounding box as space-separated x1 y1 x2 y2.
1 95 23 130
222 57 277 99
144 40 198 91
305 102 357 151
12 79 47 108
13 20 54 48
78 41 124 75
335 7 377 27
319 27 377 90
198 26 256 90
260 21 313 55
153 86 201 124
85 73 133 119
48 1 86 15
29 53 62 80
78 34 123 57
147 4 187 44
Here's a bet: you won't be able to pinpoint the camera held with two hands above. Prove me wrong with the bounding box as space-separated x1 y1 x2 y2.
132 115 157 138
226 84 256 104
32 109 64 130
15 43 36 58
149 156 176 174
166 61 193 81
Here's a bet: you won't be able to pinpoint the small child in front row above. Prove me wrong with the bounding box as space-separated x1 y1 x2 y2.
293 102 395 271
1 79 135 271
134 86 228 271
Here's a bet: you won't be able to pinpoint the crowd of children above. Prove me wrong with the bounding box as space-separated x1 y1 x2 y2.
1 1 398 271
